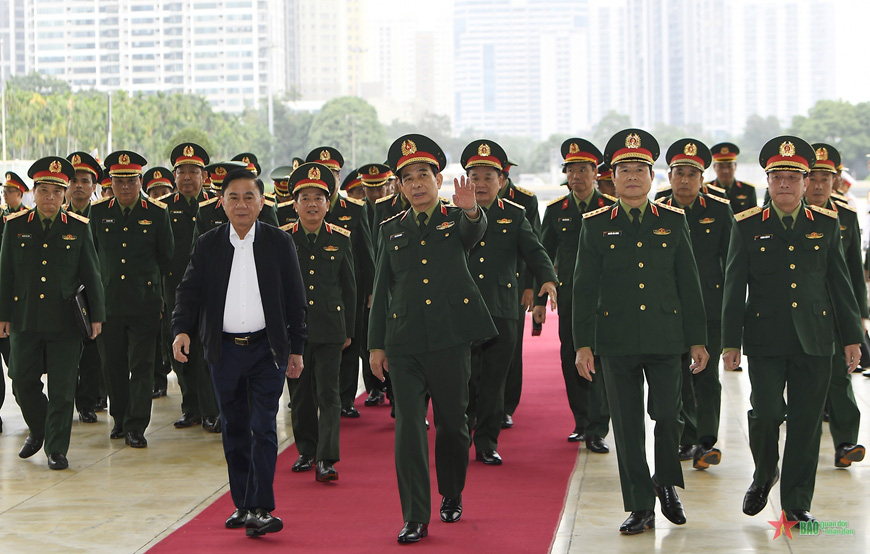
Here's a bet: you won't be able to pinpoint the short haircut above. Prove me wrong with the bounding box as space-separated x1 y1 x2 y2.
223 170 263 194
399 163 437 182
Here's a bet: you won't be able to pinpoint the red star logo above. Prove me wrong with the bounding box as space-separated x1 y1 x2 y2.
768 510 798 540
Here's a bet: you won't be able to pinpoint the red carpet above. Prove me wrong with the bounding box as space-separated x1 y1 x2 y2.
151 312 578 553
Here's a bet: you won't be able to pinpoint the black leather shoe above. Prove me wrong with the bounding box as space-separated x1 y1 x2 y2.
19 434 44 459
835 443 865 468
567 429 585 442
397 522 428 543
743 469 779 516
733 366 743 372
440 495 462 523
391 404 396 418
292 455 314 472
245 508 283 537
95 398 108 411
47 453 69 470
78 410 98 423
110 423 125 439
0 416 3 434
501 414 514 429
315 460 338 482
585 435 610 453
475 449 503 465
619 510 655 534
784 509 817 523
341 406 361 418
125 431 147 448
364 390 385 406
174 412 201 428
151 387 167 399
653 481 686 525
225 508 248 528
202 416 220 433
693 446 721 469
678 444 697 460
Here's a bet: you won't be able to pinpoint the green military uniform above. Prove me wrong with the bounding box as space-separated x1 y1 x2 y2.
91 151 174 444
539 140 615 441
499 176 541 419
722 136 863 514
707 142 758 214
370 134 497 526
374 193 409 240
574 130 707 516
269 165 297 226
0 157 105 464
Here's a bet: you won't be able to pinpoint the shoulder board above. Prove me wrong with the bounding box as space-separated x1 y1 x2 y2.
438 196 453 206
380 210 405 225
809 204 837 219
146 197 168 209
705 183 726 194
656 184 672 192
705 193 731 204
199 196 220 207
501 198 525 211
279 222 293 232
327 223 351 237
66 211 90 224
61 203 69 210
375 194 395 205
92 196 112 205
734 206 762 222
157 192 174 202
263 198 275 207
581 205 610 219
264 192 276 200
653 201 684 215
601 193 618 203
738 181 756 188
833 199 857 213
547 194 568 207
704 180 714 185
277 199 295 208
4 209 30 221
344 196 365 206
513 185 535 197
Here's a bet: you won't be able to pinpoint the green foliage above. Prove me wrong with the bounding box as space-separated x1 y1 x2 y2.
307 96 387 171
789 100 870 179
741 114 782 158
592 111 631 148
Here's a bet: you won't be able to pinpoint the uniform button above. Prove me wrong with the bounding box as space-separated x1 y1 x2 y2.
41 260 47 265
123 227 128 232
792 302 798 308
173 218 177 222
66 245 70 250
479 257 484 262
480 241 485 246
121 259 126 263
661 243 667 247
122 243 127 247
421 240 426 245
104 228 109 232
330 256 335 260
393 313 397 318
705 229 710 234
604 311 609 316
309 285 314 290
121 275 125 280
760 246 766 252
147 281 152 285
13 296 18 301
814 245 819 251
478 273 484 279
463 298 469 304
507 283 512 288
788 245 794 251
423 278 429 284
310 255 315 260
336 306 341 311
789 264 796 269
715 284 720 289
640 304 646 311
394 246 399 250
309 300 314 305
425 299 432 305
638 262 643 268
40 276 46 282
637 241 642 247
562 227 567 231
610 244 615 249
638 283 644 289
43 243 48 248
502 229 507 233
422 259 428 264
20 243 24 247
309 270 314 275
39 294 45 299
791 283 797 289
823 310 827 315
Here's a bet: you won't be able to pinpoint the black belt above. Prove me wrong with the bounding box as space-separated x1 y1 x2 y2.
223 329 267 346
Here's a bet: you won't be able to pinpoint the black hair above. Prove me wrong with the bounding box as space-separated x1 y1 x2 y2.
398 163 438 182
223 170 263 194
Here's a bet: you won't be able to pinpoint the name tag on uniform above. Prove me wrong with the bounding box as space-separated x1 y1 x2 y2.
806 232 823 239
652 228 671 236
603 230 621 236
102 218 115 224
390 232 405 240
62 234 77 241
17 233 31 238
496 218 512 224
559 217 572 222
324 245 339 252
436 221 455 230
171 210 184 215
138 219 152 225
338 215 352 221
754 234 772 241
699 217 715 224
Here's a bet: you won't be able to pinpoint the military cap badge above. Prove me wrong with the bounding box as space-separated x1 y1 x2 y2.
626 133 641 149
308 166 321 180
401 139 417 156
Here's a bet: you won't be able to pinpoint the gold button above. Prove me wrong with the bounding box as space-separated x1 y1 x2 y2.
638 283 644 289
445 233 450 237
637 241 643 247
705 229 710 234
610 244 615 249
463 298 469 304
640 304 646 311
104 228 109 232
791 283 797 289
789 264 795 269
715 284 720 289
422 259 428 264
673 309 678 314
123 227 128 232
309 300 314 305
147 281 151 285
421 240 426 245
480 241 485 246
823 310 827 315
507 283 512 288
330 256 335 260
479 257 484 262
121 275 125 280
562 227 567 232
43 243 48 248
20 243 24 247
39 294 44 299
662 242 667 247
638 262 643 268
814 245 819 251
393 313 397 318
310 255 315 260
121 259 126 263
426 299 432 305
309 269 314 275
13 296 18 301
604 311 609 316
192 217 196 222
41 260 47 265
394 246 399 250
423 278 429 284
337 306 341 311
40 277 46 282
309 285 314 290
792 302 798 308
502 229 507 233
760 246 766 252
173 218 177 222
788 245 794 251
122 243 127 247
479 273 484 279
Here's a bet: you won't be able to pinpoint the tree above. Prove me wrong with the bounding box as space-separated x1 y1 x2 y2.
164 128 216 160
307 96 386 172
7 72 71 94
742 114 782 158
789 100 870 179
592 111 631 148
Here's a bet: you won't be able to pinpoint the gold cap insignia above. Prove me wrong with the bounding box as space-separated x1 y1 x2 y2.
242 156 250 164
119 153 130 165
720 146 730 154
815 147 828 161
401 139 417 156
49 160 62 173
5 173 10 180
684 143 698 157
569 143 580 154
625 133 641 149
478 143 492 157
308 166 321 180
215 167 227 176
72 154 81 165
183 145 194 157
153 170 162 179
368 166 379 175
320 150 331 161
779 141 795 157
292 159 300 170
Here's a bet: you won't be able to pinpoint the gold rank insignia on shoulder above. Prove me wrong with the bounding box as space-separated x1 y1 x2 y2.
653 228 671 235
582 205 610 219
653 201 684 215
502 198 524 210
436 221 455 230
734 206 762 222
146 197 168 209
138 219 152 225
4 209 29 221
513 185 534 197
344 196 365 206
497 218 512 224
376 194 395 204
62 234 77 240
324 245 339 252
199 196 220 207
705 194 730 204
264 198 275 207
278 200 295 208
547 194 568 207
279 223 293 232
66 211 90 224
327 224 351 237
705 183 726 194
601 193 619 203
805 232 824 239
834 200 857 213
699 217 715 224
808 204 837 218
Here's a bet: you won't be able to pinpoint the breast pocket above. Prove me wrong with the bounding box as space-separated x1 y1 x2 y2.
388 236 411 271
802 238 827 272
749 240 777 273
602 236 631 270
55 238 83 267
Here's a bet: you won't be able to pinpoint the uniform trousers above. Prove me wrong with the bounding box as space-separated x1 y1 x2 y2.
9 332 81 454
0 337 9 415
826 348 860 448
75 338 102 413
601 354 685 511
747 354 831 510
503 298 526 416
289 341 343 462
468 316 517 452
389 344 471 524
166 288 218 418
339 303 369 407
679 320 722 447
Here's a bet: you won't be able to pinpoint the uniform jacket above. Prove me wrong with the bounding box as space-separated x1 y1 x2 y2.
499 179 541 290
829 198 869 319
707 179 757 214
161 189 213 293
276 198 298 226
326 195 374 302
369 201 497 356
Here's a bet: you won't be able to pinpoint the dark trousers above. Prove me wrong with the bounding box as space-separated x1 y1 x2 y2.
288 342 343 462
679 320 722 447
154 315 171 392
503 300 526 416
9 332 82 455
0 337 9 412
98 314 159 433
747 354 831 511
75 338 102 412
601 354 684 512
166 291 218 418
468 316 517 452
209 336 284 512
559 292 609 437
826 348 860 447
389 344 471 524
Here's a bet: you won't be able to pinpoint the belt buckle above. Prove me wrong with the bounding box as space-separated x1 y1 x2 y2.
234 337 249 346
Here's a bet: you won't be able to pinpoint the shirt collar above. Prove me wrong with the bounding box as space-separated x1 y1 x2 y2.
230 221 257 242
36 209 59 224
411 202 439 226
619 199 648 218
771 202 802 224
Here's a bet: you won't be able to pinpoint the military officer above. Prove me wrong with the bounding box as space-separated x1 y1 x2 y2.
499 160 541 428
461 139 557 465
3 171 29 215
282 162 355 482
574 129 709 534
369 134 496 543
232 152 279 225
534 138 615 452
659 139 734 469
144 167 174 199
65 152 104 424
804 143 867 468
100 175 113 198
269 165 298 226
306 147 375 419
162 144 221 433
341 169 365 201
722 136 863 525
0 156 105 469
91 150 174 448
706 143 758 213
361 163 392 237
596 162 616 197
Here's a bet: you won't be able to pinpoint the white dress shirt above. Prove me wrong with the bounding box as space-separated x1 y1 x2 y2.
223 223 267 333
